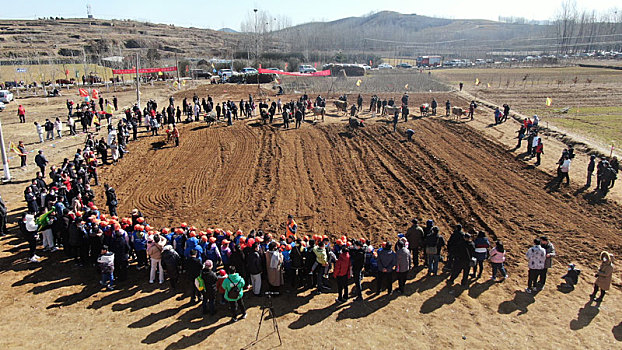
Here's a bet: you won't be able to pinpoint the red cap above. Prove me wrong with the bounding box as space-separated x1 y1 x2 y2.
137 217 145 223
181 222 188 228
218 270 226 276
189 232 196 238
247 238 255 246
209 237 216 243
201 236 208 242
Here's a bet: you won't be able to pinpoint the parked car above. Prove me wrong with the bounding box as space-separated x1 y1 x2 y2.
298 65 316 73
241 67 258 75
218 69 235 80
378 63 393 69
265 68 283 72
0 90 14 103
0 102 5 111
396 63 412 68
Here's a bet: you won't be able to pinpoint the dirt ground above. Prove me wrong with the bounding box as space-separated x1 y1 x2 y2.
0 82 621 349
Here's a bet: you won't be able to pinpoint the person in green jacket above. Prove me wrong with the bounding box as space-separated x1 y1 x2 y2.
36 209 57 251
222 265 246 322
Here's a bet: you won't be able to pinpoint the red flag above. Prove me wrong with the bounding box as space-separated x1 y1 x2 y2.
65 69 69 76
92 89 99 100
370 60 372 66
78 88 88 97
314 62 317 68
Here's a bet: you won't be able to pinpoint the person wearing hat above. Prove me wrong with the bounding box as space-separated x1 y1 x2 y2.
590 251 614 303
201 260 219 315
405 219 424 268
395 240 411 294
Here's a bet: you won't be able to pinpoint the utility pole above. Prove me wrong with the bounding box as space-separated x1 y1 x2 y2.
254 9 259 67
175 52 181 89
0 120 11 182
135 53 140 108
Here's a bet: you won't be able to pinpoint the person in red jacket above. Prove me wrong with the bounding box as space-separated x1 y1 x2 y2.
333 247 351 303
535 139 544 166
17 105 26 123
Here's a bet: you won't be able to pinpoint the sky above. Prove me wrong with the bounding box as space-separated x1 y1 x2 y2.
2 0 620 30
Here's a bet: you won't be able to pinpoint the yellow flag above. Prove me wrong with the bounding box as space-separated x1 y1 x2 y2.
404 84 409 89
356 79 362 87
487 83 491 88
182 80 186 86
173 81 179 88
9 142 25 156
158 71 163 76
475 78 480 86
546 97 552 106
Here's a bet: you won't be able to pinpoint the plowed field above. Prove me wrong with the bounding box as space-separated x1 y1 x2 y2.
1 85 621 349
102 118 622 264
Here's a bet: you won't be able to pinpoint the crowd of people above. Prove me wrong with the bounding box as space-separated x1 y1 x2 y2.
514 116 618 192
9 90 617 325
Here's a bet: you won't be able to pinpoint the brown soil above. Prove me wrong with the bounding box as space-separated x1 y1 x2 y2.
0 84 621 349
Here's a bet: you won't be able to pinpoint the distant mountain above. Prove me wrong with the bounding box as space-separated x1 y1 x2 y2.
275 11 551 56
218 28 238 33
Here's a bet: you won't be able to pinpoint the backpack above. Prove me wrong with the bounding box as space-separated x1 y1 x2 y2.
227 277 241 300
195 275 205 291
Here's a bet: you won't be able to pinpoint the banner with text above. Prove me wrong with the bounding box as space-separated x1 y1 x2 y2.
112 66 178 75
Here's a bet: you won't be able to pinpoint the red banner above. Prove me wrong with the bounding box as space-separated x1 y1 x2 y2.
257 68 331 77
112 66 178 74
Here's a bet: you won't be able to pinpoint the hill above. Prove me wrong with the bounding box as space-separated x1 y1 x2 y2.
217 27 238 33
275 11 550 57
0 18 240 63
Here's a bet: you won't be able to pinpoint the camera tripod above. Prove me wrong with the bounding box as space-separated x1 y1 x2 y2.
245 292 282 348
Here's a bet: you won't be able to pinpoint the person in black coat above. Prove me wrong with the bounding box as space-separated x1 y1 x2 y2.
448 233 475 287
186 250 203 303
289 239 305 289
162 245 181 290
349 241 366 300
304 240 318 289
446 224 465 272
109 229 130 281
229 244 246 285
201 260 218 315
104 184 118 217
246 244 263 296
